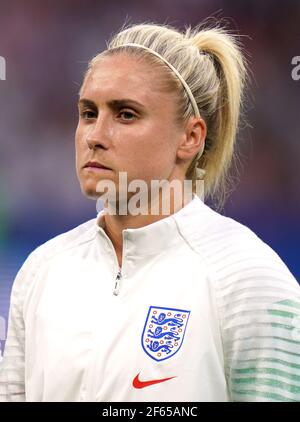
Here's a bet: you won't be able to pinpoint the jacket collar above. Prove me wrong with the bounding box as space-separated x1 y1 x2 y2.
95 193 208 257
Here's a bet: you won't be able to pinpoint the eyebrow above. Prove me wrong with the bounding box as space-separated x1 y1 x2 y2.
78 98 146 110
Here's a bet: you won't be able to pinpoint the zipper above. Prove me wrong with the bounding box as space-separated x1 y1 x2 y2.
113 268 122 296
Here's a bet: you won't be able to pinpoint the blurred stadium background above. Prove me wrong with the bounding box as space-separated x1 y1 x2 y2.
0 0 299 352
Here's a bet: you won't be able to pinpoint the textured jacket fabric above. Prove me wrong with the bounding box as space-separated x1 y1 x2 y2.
1 194 299 402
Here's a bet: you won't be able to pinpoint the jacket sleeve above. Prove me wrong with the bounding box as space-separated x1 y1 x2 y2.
0 252 37 402
216 244 300 402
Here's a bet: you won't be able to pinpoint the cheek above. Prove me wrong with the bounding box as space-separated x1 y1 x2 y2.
120 128 176 178
74 127 87 176
141 125 177 163
75 124 80 148
75 126 86 156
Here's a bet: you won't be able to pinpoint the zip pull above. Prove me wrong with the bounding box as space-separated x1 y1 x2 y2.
113 269 122 296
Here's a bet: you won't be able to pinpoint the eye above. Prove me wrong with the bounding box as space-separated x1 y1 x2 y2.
80 109 97 120
118 109 137 121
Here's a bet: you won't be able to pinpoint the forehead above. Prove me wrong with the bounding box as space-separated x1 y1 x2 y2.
80 53 172 108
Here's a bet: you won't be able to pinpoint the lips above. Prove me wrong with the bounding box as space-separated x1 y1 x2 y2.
84 161 111 170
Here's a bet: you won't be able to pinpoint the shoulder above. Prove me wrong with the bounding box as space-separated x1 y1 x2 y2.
26 217 96 267
178 196 298 290
10 218 97 302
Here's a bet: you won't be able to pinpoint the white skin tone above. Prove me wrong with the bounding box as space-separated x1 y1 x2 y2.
76 53 206 267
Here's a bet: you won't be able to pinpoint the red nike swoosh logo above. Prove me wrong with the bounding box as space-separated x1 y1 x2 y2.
132 372 176 389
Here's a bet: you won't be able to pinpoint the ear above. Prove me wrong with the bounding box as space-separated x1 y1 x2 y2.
176 116 206 162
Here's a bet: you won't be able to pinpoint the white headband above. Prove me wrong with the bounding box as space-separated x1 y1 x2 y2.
109 43 206 177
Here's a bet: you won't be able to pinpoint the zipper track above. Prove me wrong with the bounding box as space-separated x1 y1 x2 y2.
113 269 122 296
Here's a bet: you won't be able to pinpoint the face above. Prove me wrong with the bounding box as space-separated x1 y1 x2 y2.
75 53 188 201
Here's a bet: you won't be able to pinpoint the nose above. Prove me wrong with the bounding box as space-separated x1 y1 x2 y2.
85 113 111 150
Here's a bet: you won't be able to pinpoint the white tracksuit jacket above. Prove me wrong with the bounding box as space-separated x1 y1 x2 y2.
0 194 300 402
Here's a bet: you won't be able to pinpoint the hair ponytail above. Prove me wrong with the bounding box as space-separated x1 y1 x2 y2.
185 24 248 207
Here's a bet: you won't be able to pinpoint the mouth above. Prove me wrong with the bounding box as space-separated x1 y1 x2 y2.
83 161 112 171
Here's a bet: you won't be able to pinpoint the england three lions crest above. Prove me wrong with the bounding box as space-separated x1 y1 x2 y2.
141 306 191 362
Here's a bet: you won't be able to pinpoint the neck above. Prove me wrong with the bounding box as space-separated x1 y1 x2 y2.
102 188 192 268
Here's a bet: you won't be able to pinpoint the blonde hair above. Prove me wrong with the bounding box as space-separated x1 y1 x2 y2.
83 20 248 209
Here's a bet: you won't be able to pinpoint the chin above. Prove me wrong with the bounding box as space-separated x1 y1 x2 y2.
84 192 99 200
83 191 98 200
80 183 98 200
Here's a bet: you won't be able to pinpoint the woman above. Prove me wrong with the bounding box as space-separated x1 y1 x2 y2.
1 21 299 402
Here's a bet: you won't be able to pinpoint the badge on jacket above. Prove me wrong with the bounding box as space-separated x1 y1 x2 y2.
142 306 190 361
